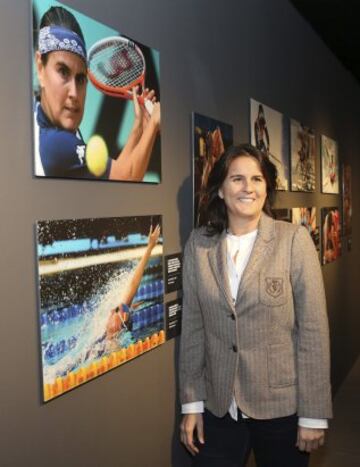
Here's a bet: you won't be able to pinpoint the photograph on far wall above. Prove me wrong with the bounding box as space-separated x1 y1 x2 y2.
273 208 292 223
321 207 341 265
32 0 161 183
292 207 319 252
321 135 339 193
36 215 164 402
342 164 352 236
192 112 233 226
290 120 316 192
250 98 289 191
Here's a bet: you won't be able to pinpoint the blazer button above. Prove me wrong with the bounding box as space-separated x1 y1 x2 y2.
229 314 235 320
232 345 238 353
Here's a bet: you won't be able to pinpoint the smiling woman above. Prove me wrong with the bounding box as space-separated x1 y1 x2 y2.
179 144 332 466
33 5 161 181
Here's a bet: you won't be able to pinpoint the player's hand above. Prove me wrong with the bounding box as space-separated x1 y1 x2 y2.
149 101 161 130
141 88 156 126
180 413 204 456
296 427 325 452
148 224 160 249
132 86 143 124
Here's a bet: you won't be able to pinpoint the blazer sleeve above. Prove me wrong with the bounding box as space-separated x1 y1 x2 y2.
290 226 333 419
179 230 207 404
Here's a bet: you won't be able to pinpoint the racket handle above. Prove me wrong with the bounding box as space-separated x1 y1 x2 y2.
144 98 153 115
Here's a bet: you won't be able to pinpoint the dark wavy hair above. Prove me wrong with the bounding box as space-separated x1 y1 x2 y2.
40 6 85 65
198 144 277 235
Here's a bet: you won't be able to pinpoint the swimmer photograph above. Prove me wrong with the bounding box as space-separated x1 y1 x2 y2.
250 98 289 190
36 215 165 401
32 0 161 183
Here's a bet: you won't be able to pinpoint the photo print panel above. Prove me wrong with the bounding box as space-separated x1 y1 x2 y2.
32 0 161 183
321 207 341 265
342 164 352 236
290 120 316 192
36 215 165 402
192 112 233 226
273 208 292 223
321 135 339 193
250 98 289 190
292 207 319 253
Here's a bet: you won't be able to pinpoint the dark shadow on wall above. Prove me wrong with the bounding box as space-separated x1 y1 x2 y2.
171 174 193 467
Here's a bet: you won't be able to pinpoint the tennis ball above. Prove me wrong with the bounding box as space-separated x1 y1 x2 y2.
86 135 109 177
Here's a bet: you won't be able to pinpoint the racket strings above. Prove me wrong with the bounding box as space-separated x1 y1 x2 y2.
89 44 144 88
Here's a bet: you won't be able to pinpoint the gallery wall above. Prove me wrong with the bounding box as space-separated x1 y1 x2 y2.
0 0 359 466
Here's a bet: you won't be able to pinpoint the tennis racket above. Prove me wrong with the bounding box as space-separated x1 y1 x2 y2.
87 36 154 114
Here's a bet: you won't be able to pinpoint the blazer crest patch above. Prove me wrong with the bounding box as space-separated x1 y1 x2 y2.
265 277 284 298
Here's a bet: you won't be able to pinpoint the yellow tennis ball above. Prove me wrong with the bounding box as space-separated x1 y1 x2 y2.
86 135 109 177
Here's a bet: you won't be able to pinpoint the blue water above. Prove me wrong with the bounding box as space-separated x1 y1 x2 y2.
40 257 164 385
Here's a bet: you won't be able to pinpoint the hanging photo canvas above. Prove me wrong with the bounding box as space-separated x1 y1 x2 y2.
250 98 289 190
192 112 233 226
292 207 319 252
321 135 339 193
32 0 161 183
342 164 352 236
36 215 165 401
321 207 341 264
290 120 316 192
273 208 292 223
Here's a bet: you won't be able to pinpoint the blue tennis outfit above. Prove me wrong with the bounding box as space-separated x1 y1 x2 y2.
34 101 111 179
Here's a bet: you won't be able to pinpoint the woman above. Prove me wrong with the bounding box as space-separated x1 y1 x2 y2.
179 144 332 466
34 6 160 181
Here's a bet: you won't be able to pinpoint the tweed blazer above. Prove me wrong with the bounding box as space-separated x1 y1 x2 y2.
179 213 332 420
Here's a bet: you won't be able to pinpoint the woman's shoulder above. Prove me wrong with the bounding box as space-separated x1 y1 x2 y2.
186 226 222 248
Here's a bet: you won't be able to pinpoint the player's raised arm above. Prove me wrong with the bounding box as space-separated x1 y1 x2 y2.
109 87 160 181
121 225 161 307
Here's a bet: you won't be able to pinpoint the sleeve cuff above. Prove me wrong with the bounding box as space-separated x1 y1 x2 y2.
298 417 328 429
182 401 204 414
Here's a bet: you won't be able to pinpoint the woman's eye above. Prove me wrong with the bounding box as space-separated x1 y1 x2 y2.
58 67 69 78
76 74 87 86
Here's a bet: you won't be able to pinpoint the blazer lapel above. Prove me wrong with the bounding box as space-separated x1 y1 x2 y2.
236 213 276 305
208 231 235 311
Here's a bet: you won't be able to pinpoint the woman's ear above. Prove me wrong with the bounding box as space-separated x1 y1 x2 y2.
35 51 45 88
218 188 224 199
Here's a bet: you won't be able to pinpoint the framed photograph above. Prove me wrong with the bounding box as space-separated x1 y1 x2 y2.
250 98 289 190
36 215 164 401
292 207 319 252
273 208 292 223
290 120 316 192
321 207 341 264
32 0 161 183
342 164 352 236
192 112 233 226
321 135 339 193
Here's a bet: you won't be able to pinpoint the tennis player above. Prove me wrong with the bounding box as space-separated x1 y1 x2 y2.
34 5 160 181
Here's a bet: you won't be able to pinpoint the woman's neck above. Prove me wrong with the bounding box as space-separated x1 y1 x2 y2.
227 214 261 236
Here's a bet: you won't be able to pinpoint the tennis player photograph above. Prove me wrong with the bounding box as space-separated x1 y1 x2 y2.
32 0 161 183
250 98 289 190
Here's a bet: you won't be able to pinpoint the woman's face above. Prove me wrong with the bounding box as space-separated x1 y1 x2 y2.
218 155 267 226
36 50 87 132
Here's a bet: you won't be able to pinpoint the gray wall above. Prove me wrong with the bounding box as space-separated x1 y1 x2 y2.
0 0 359 466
